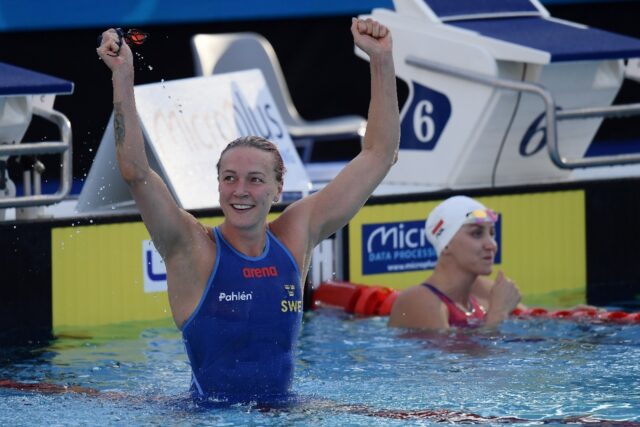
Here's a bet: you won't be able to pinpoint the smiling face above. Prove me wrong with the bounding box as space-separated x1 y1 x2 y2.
443 222 497 276
217 146 283 232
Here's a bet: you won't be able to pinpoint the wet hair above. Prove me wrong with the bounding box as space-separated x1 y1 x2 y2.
216 136 286 184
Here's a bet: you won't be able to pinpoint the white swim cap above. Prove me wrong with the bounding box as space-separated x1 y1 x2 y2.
425 196 497 257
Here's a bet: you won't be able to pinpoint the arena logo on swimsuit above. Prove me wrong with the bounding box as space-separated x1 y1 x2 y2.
242 266 278 278
362 219 501 275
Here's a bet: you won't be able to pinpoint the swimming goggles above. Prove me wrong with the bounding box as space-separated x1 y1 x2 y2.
463 209 498 225
97 28 150 50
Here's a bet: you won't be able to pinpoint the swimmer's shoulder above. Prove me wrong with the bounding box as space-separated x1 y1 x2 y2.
397 284 442 309
268 211 309 261
166 219 216 265
156 211 215 262
389 284 443 328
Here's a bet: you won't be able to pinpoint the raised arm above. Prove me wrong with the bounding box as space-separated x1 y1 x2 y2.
276 18 400 255
96 29 195 259
312 18 399 239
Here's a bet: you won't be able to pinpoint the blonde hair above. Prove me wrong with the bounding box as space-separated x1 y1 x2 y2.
216 136 286 184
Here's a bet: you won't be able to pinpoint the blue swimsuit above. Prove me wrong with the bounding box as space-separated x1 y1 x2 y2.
181 227 302 403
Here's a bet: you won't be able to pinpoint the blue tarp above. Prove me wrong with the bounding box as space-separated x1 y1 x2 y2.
0 62 74 96
0 0 618 32
453 17 640 61
425 0 538 18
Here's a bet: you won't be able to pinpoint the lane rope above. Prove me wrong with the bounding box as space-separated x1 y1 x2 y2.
312 281 640 323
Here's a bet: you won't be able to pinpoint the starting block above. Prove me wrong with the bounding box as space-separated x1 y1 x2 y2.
360 0 640 190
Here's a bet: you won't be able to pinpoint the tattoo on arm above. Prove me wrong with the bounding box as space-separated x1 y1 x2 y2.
114 102 125 147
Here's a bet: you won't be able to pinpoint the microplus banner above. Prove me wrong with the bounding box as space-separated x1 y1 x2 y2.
361 219 501 275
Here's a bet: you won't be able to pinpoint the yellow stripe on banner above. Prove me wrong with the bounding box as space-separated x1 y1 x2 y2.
348 190 586 307
51 216 225 329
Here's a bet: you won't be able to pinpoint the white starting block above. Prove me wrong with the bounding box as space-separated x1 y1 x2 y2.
0 62 74 219
361 0 640 190
77 69 311 212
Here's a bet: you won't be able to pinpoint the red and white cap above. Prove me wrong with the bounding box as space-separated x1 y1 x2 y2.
425 196 498 257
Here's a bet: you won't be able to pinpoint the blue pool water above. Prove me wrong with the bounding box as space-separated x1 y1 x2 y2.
1 309 639 425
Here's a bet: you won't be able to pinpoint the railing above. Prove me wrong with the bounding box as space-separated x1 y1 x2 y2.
405 54 640 169
0 106 72 208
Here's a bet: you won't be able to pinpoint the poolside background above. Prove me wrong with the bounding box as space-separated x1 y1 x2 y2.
1 1 640 190
2 1 640 339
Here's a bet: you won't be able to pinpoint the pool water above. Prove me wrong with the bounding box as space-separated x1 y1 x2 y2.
1 309 639 426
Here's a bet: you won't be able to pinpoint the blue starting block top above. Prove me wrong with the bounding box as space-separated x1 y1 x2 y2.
426 0 539 18
419 0 640 62
0 62 74 96
452 17 640 62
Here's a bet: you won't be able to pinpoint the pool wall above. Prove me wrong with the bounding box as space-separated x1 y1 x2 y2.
2 178 640 340
348 189 586 307
2 1 640 340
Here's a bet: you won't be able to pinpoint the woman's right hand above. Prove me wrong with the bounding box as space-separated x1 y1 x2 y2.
485 271 522 327
486 271 522 322
96 28 134 76
351 18 393 59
